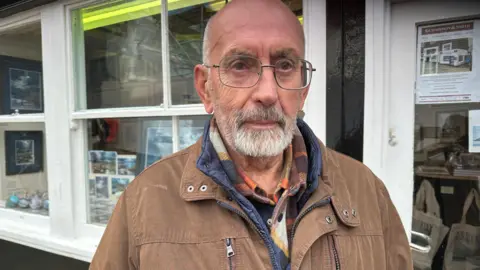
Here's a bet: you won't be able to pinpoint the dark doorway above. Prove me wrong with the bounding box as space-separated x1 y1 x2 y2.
326 0 365 162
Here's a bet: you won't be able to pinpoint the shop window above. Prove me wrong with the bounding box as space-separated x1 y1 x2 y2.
0 22 48 216
412 19 479 269
0 123 48 216
0 23 43 115
87 117 172 225
169 1 219 105
75 1 164 110
73 0 303 226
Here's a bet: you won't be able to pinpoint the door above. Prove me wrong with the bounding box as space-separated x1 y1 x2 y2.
387 1 480 269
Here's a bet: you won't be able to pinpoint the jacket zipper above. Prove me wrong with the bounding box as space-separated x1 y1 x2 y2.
289 197 331 243
225 238 235 270
217 201 281 270
330 235 340 270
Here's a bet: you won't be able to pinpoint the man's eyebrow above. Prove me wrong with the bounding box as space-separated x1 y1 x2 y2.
270 48 299 59
223 48 256 58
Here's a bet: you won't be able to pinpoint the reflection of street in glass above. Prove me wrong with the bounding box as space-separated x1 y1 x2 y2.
15 139 34 165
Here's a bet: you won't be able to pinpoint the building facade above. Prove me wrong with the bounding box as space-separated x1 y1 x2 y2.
0 0 478 268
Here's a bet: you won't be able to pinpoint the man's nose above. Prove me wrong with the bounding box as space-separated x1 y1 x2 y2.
251 67 279 107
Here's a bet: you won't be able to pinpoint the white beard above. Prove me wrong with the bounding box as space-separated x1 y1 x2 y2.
233 123 294 157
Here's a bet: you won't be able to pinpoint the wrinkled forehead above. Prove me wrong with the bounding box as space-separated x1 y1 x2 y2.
208 8 304 62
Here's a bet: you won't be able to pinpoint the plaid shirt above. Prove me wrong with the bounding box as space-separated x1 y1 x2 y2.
209 118 309 268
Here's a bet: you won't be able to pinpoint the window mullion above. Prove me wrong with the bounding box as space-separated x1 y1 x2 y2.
172 116 179 152
161 0 172 109
41 3 76 239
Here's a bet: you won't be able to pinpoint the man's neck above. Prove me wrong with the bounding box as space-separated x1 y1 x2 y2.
228 146 285 195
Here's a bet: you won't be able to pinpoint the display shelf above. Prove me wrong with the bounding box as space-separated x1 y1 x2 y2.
416 172 479 181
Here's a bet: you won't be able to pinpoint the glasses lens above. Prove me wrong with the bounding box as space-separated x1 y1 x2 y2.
219 55 260 88
274 59 312 90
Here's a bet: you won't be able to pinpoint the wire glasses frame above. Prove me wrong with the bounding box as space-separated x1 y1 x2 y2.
202 55 316 90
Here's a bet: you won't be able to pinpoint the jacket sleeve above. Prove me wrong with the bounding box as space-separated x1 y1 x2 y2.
89 191 138 270
376 178 414 270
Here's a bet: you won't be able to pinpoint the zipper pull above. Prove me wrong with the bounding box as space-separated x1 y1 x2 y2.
225 238 235 257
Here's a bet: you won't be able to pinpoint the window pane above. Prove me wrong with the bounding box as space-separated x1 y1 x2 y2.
169 0 303 105
169 1 218 105
0 123 48 216
0 23 43 115
86 117 172 225
73 1 163 110
179 115 210 149
412 20 478 269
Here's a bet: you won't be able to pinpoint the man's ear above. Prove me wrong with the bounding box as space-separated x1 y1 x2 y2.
194 64 214 114
298 86 310 111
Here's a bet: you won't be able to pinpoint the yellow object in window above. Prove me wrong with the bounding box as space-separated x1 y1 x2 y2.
81 0 216 31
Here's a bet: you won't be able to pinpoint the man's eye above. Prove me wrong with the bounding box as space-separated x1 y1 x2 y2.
231 61 249 71
276 60 295 72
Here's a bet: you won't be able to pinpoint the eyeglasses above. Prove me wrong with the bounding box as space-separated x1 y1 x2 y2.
203 55 316 90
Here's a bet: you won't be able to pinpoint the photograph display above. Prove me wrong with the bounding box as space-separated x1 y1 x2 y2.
416 20 480 104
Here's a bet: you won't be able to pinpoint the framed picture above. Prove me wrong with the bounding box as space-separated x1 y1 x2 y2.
88 150 118 175
110 175 134 201
136 119 172 174
94 176 109 199
4 131 43 175
117 155 136 176
0 55 43 114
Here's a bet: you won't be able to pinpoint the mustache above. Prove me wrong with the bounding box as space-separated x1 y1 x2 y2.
234 107 286 129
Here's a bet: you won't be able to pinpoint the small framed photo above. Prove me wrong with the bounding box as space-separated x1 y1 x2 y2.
110 175 134 201
88 150 118 175
95 176 109 199
117 155 136 176
0 56 43 114
4 131 43 175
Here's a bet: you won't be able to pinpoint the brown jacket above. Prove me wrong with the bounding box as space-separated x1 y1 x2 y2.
90 140 413 270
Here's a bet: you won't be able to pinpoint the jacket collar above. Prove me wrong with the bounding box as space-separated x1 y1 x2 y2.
179 120 360 228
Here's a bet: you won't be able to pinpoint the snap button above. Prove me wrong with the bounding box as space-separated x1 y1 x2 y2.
343 209 349 217
187 185 194 192
200 185 208 192
325 216 333 224
352 209 357 217
267 218 273 227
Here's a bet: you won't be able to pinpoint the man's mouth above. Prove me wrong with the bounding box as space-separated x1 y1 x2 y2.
242 120 280 130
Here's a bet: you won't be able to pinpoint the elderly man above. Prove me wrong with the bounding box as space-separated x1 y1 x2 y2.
90 0 413 269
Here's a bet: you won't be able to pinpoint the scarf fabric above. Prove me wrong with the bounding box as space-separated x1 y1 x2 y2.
208 118 309 266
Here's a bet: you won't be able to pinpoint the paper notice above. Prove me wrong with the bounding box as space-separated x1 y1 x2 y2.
416 20 480 104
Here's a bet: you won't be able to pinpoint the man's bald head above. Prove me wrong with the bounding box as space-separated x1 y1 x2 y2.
202 0 304 64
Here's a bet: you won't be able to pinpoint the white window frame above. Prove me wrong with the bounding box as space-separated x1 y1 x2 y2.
0 0 326 263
